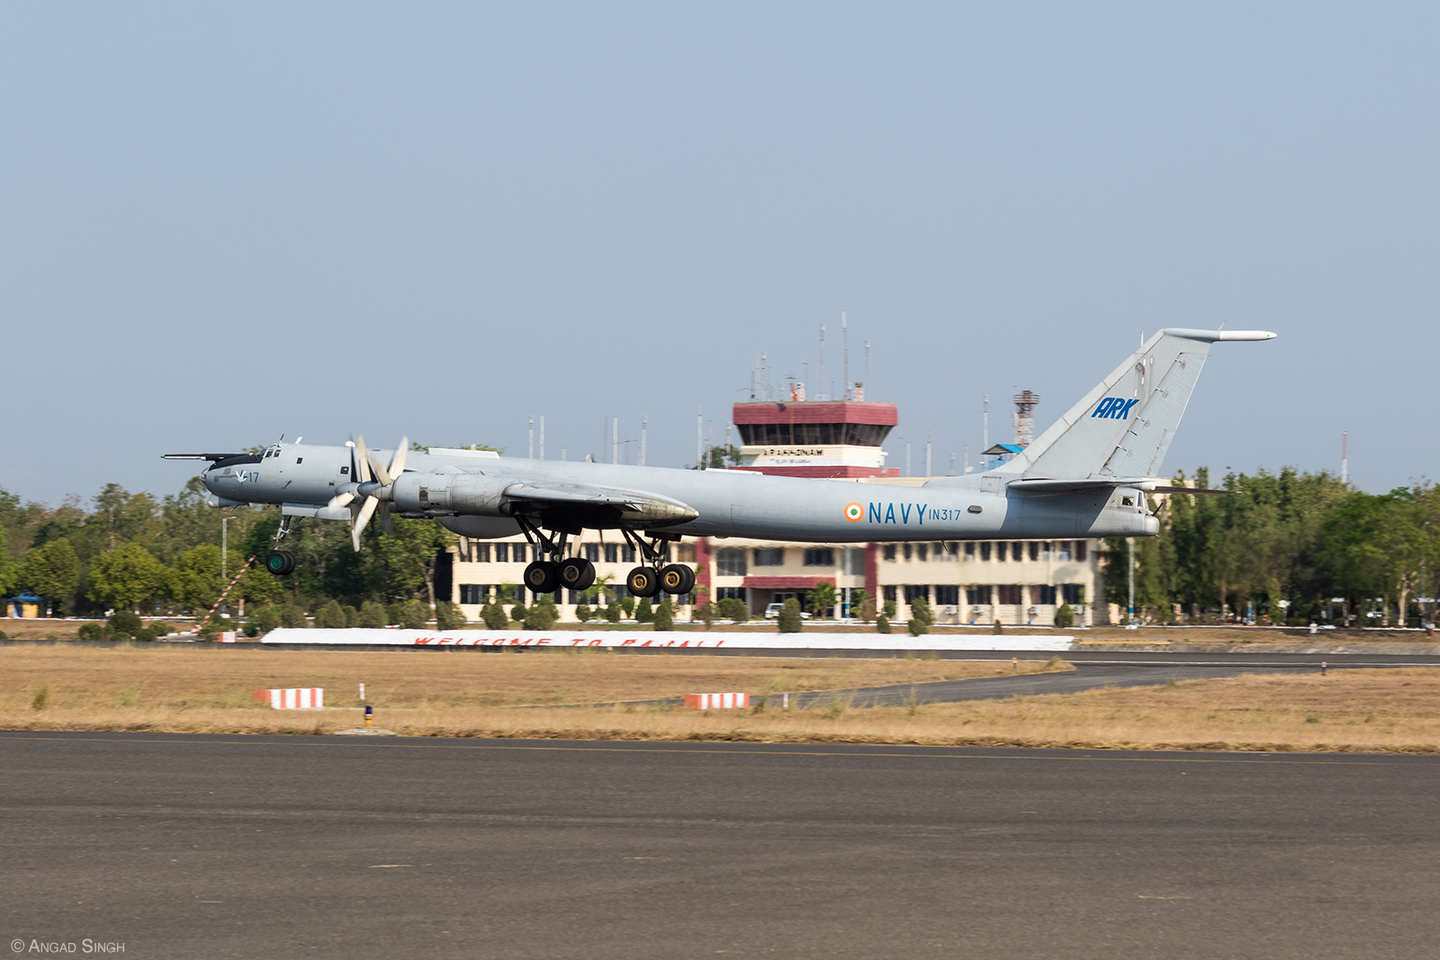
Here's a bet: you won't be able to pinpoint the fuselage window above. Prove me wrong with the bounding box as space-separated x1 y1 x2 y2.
341 466 349 475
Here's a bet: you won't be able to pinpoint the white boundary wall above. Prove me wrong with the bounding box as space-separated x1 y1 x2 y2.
261 628 1074 652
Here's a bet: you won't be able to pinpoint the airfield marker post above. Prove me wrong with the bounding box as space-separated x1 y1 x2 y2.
364 705 374 729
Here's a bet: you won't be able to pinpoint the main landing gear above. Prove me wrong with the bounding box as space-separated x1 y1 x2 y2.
516 518 597 595
620 529 694 600
265 516 297 576
514 520 695 600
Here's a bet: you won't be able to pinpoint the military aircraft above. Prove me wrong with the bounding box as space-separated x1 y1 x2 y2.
165 327 1273 599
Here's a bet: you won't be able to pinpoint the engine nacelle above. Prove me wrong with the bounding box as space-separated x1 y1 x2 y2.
392 472 510 516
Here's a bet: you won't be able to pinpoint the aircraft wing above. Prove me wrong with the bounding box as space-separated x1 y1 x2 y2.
500 481 698 526
1006 478 1229 495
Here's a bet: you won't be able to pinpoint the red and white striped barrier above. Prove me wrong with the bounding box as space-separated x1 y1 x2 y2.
684 692 749 709
252 688 324 709
194 555 257 634
218 631 237 643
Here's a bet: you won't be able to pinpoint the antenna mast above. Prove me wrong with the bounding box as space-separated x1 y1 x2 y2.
1341 431 1348 484
818 324 826 401
842 311 849 400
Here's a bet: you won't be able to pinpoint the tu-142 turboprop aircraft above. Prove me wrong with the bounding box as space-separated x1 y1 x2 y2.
165 327 1274 599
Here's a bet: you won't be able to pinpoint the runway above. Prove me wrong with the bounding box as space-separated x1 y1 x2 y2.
3 732 1439 959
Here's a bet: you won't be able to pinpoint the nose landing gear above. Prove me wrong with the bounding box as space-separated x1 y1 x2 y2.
266 516 297 576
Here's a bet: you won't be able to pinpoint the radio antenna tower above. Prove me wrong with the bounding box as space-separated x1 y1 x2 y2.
1013 390 1040 447
818 324 826 401
842 311 849 400
1341 431 1348 484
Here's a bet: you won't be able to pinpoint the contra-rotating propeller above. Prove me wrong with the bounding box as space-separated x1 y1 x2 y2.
344 435 408 551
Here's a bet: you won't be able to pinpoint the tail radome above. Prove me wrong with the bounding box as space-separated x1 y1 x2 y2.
996 328 1275 481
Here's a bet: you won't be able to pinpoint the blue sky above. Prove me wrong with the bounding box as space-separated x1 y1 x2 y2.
3 2 1435 505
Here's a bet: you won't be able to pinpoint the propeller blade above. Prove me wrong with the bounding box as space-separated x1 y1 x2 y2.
356 436 372 484
369 453 392 488
327 491 356 509
390 437 409 477
352 497 379 551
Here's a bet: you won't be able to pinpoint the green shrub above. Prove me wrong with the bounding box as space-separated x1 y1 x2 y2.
605 603 622 623
718 597 749 622
993 619 1004 634
1054 603 1075 628
280 603 308 628
315 599 346 629
653 599 674 631
401 600 428 629
343 605 360 628
910 597 934 627
482 601 509 629
620 597 635 619
359 601 387 628
907 618 928 637
876 614 892 634
694 601 716 629
777 597 804 633
77 623 105 642
510 603 528 624
575 604 594 623
524 602 555 630
882 599 896 619
635 598 654 623
387 603 406 627
255 605 281 634
109 610 143 639
435 601 467 630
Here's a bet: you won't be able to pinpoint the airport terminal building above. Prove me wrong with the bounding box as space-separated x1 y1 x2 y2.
444 394 1105 626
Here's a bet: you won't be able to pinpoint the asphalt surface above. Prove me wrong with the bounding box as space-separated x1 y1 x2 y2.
616 655 1440 709
3 732 1439 960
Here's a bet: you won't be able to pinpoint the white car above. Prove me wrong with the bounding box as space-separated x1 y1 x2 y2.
763 603 812 620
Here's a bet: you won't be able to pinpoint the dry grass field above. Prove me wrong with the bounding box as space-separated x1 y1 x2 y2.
3 643 1439 752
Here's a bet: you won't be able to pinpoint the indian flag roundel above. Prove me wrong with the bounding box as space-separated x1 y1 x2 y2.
843 502 864 522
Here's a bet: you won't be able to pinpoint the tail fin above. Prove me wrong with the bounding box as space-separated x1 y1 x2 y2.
999 328 1275 480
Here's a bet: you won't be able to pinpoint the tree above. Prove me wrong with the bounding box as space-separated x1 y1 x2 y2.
314 599 346 629
87 543 168 612
400 600 428 629
482 600 509 629
777 597 804 633
635 597 654 622
0 525 17 597
653 598 674 631
435 601 467 630
850 588 874 623
1054 603 1075 628
359 600 388 628
806 582 837 619
168 544 235 613
19 537 79 614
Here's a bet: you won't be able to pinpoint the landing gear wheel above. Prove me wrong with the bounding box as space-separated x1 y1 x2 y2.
626 566 660 598
659 563 695 595
265 550 295 576
524 561 558 594
559 558 596 592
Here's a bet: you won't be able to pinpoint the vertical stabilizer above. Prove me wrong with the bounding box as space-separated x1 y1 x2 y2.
998 328 1275 480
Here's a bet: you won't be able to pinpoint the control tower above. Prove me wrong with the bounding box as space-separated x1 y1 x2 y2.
731 393 899 478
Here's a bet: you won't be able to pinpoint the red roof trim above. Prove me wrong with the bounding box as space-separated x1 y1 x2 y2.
742 576 836 590
732 402 898 426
